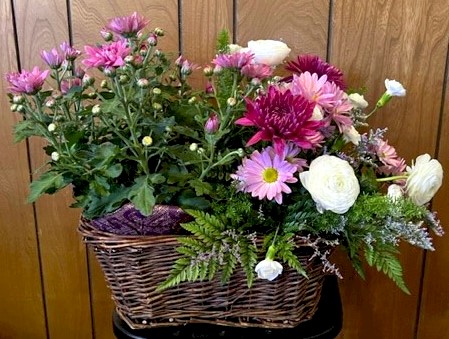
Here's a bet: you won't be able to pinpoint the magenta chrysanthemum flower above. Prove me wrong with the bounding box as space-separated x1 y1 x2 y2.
235 86 323 155
241 63 273 79
106 12 149 37
212 51 254 69
231 148 298 204
286 54 346 90
82 40 131 69
6 66 49 95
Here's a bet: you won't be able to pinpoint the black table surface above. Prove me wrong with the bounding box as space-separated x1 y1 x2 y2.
113 275 343 339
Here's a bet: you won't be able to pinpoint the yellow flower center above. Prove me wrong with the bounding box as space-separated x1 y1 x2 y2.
262 167 278 183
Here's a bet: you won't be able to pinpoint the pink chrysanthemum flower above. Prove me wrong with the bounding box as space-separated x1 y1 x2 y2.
235 86 323 155
241 63 273 79
6 66 49 95
321 81 353 132
231 148 298 204
82 40 131 69
290 72 336 108
106 12 149 37
376 139 407 175
60 42 81 61
285 54 346 89
212 51 254 69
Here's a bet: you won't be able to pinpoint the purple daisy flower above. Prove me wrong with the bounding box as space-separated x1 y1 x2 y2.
285 54 346 90
231 148 298 204
235 86 324 155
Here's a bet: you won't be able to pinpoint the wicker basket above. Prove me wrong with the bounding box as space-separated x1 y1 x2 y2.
78 206 327 330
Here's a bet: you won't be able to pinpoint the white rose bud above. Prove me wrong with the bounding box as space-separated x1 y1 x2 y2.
300 155 360 214
247 40 291 66
406 154 443 206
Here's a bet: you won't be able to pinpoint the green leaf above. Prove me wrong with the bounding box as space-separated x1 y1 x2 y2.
14 120 44 142
188 179 212 196
128 177 155 216
103 163 123 178
28 172 66 202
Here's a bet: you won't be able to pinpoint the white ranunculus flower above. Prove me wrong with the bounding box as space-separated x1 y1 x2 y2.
387 184 404 201
342 125 361 145
385 79 406 97
348 93 369 109
300 155 360 214
255 258 283 281
228 44 243 54
406 154 443 206
246 40 291 66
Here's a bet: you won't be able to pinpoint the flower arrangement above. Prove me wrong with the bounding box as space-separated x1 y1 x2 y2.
6 12 444 294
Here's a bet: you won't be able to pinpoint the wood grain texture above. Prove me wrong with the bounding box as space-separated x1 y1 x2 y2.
417 10 449 337
13 0 92 338
236 0 329 59
69 1 179 337
0 1 47 338
331 0 449 338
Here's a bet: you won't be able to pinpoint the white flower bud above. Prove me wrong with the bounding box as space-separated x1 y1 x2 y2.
152 88 161 95
142 136 153 146
51 152 60 161
48 123 56 132
227 97 237 106
189 143 198 151
92 104 101 114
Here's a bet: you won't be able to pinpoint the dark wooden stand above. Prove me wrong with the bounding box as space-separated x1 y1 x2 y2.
113 275 343 339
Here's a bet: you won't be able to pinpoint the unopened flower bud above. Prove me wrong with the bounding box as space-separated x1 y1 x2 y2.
100 80 108 88
16 104 25 112
237 148 244 157
51 151 60 161
165 126 172 133
188 97 197 105
100 28 113 41
48 123 56 132
82 74 94 87
142 136 153 146
205 113 219 133
137 78 149 88
147 34 157 46
154 49 162 57
213 65 223 74
203 66 214 77
152 88 161 95
139 47 148 56
197 147 205 155
124 55 134 64
227 97 237 106
189 143 198 151
152 102 162 111
154 27 164 36
10 104 18 112
251 78 261 86
103 67 115 77
92 104 101 114
87 92 97 99
119 75 129 84
13 95 24 104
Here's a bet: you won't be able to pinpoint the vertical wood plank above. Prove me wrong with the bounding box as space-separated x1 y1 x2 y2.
417 43 449 339
0 1 47 338
236 0 329 59
330 0 449 338
12 0 93 338
181 0 233 87
69 1 179 337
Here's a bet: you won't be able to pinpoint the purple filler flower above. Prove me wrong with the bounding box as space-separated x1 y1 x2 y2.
231 148 298 204
235 86 323 155
6 66 49 95
40 48 63 69
82 40 131 69
106 12 149 37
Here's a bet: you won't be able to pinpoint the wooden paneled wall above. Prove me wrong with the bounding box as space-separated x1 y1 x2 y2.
0 1 448 338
